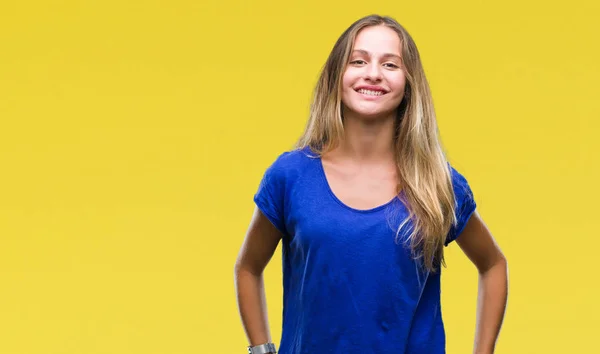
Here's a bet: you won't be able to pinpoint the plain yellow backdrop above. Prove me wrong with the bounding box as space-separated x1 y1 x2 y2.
1 0 599 353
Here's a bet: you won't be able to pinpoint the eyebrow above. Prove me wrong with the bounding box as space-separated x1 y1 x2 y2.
352 49 401 60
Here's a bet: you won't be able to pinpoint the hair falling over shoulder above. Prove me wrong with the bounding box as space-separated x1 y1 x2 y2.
295 14 457 272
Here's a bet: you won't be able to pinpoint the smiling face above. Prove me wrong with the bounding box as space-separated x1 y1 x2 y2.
341 25 407 120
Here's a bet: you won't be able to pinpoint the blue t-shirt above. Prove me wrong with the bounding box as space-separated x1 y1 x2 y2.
253 147 476 354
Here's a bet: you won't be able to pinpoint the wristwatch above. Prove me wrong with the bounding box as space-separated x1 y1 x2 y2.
247 342 277 354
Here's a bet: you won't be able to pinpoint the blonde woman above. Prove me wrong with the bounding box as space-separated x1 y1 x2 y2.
235 14 508 354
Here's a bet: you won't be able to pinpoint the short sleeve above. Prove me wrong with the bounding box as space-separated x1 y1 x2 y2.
445 166 477 246
253 154 288 236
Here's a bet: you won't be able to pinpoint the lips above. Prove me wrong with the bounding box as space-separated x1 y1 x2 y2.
354 85 389 96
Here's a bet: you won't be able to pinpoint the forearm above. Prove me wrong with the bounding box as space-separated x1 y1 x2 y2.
473 257 508 354
234 265 273 346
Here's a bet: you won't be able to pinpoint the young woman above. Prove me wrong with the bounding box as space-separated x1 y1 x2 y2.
234 14 508 354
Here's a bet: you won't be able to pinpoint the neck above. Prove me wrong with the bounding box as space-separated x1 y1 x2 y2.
330 110 397 164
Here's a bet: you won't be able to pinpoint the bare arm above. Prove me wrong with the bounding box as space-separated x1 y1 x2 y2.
456 211 508 354
234 206 282 349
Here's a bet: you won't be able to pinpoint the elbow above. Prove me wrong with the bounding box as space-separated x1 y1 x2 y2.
234 258 247 277
498 251 508 270
492 254 509 277
492 255 508 279
478 252 508 276
234 258 263 279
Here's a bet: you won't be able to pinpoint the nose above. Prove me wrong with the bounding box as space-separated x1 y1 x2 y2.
365 62 382 82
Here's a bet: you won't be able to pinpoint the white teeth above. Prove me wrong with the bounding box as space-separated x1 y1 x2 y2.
357 89 384 96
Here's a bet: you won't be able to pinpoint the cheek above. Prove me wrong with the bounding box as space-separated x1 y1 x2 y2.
390 73 407 91
389 74 407 100
341 71 357 102
341 70 355 91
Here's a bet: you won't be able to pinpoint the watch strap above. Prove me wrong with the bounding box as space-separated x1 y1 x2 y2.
247 342 277 354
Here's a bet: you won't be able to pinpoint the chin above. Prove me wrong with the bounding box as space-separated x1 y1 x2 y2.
356 110 385 118
351 106 394 120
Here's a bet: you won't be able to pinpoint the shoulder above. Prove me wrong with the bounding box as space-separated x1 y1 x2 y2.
445 164 478 244
263 146 317 179
270 147 313 166
447 164 477 215
253 147 317 233
448 164 477 211
447 163 477 199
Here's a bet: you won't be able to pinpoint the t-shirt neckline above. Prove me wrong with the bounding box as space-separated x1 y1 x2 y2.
315 155 398 214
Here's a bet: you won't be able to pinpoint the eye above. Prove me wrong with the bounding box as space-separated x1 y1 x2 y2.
350 60 366 65
383 63 400 69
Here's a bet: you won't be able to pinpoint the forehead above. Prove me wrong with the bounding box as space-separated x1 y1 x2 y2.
352 25 402 55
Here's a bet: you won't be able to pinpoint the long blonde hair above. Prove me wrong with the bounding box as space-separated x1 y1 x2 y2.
295 14 456 272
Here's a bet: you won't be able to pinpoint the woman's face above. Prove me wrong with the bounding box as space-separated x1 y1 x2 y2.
341 25 406 120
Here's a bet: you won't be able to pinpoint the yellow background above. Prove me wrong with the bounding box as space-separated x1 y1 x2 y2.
1 0 598 353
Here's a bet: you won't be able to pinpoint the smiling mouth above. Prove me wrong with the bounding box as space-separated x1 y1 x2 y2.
356 88 386 96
